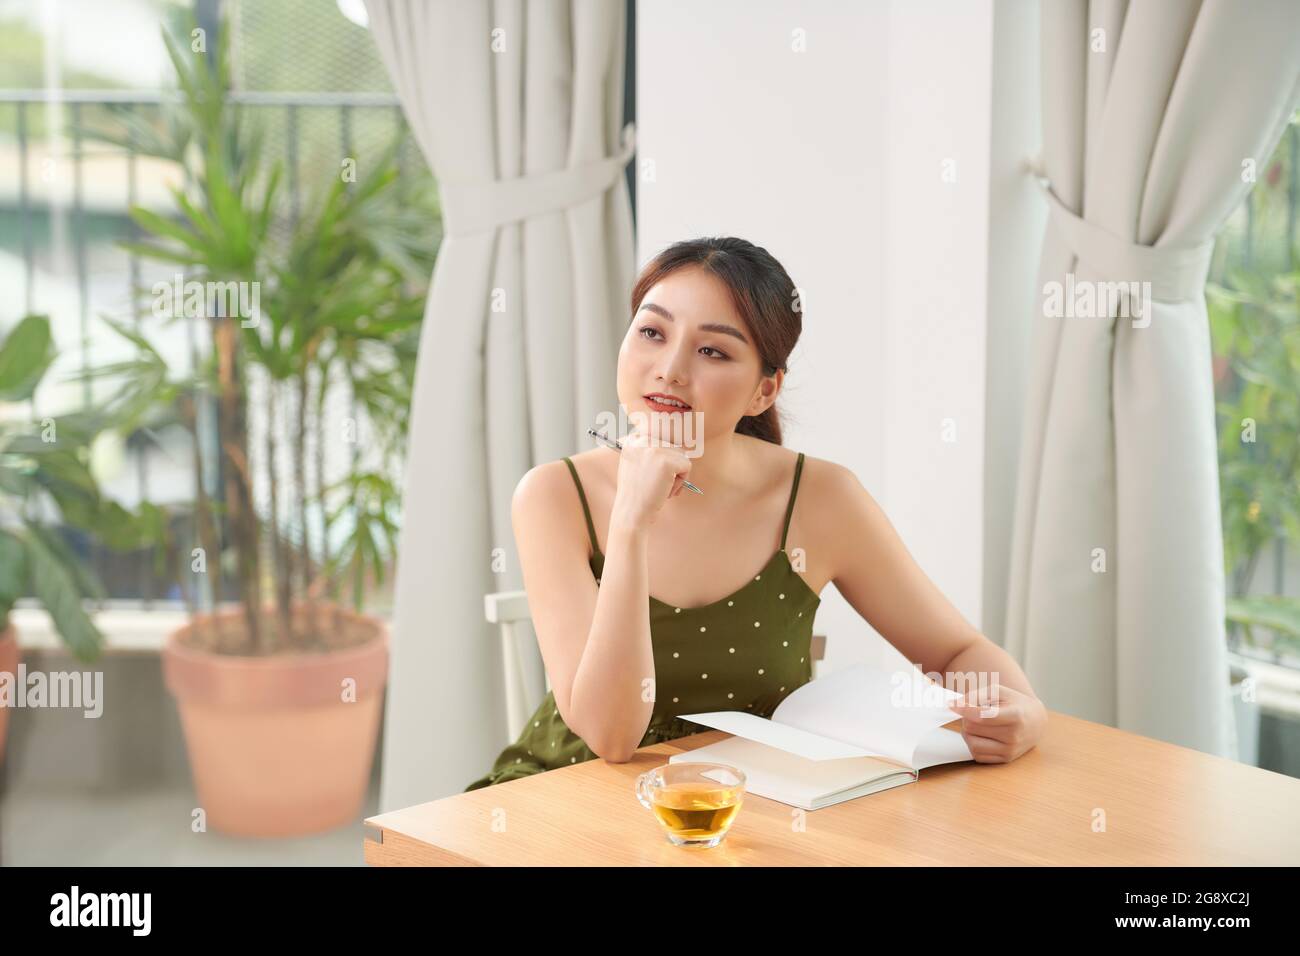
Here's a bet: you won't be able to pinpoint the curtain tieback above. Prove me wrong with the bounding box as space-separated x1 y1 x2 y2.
438 122 636 238
1036 179 1215 303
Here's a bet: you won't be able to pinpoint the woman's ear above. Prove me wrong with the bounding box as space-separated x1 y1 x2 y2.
747 369 782 416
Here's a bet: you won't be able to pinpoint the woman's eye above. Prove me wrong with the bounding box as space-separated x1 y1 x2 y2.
637 326 727 360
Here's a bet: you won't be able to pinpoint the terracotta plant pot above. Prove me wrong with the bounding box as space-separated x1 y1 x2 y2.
0 621 18 767
161 601 388 838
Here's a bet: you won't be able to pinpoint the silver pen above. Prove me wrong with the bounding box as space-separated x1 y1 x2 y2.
586 427 704 495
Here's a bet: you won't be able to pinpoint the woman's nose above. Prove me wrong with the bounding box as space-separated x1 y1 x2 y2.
655 342 691 384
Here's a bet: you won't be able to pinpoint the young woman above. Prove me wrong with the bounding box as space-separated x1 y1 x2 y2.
465 237 1046 790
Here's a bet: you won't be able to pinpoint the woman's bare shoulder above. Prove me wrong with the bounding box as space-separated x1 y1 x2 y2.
787 452 875 538
796 452 864 495
511 451 613 546
565 447 613 478
514 452 598 508
737 438 857 496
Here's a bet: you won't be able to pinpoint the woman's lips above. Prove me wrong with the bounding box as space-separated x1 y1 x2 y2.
644 395 692 412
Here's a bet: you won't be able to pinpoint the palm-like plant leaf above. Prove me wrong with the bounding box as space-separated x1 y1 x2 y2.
0 314 56 401
21 527 104 663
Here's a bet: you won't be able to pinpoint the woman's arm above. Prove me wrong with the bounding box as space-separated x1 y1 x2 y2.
511 463 655 762
569 516 658 761
816 462 980 674
815 461 1046 761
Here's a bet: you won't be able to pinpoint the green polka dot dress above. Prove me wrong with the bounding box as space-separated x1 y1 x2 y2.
464 452 820 791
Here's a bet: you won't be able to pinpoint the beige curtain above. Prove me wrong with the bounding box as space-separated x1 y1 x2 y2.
363 0 636 809
1006 0 1300 756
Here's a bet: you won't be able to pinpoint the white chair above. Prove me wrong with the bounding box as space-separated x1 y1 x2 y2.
484 588 827 739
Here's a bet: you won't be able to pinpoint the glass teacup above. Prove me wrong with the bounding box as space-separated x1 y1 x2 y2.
634 762 746 848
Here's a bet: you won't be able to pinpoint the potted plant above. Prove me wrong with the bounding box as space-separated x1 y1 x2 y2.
84 20 433 835
0 314 163 765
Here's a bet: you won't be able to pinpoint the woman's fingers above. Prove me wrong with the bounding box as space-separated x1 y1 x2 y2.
962 730 1013 763
951 698 1018 727
950 694 1017 724
958 717 1018 744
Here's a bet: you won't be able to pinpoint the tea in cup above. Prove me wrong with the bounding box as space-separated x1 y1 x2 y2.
634 762 746 847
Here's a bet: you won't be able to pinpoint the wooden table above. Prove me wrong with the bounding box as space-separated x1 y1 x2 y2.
363 711 1300 865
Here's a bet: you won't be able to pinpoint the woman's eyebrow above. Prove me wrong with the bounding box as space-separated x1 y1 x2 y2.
637 302 750 345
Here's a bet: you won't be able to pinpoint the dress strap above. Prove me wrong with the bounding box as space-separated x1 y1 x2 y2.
563 457 601 557
780 452 805 551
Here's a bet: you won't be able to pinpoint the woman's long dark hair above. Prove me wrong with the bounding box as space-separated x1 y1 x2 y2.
630 237 802 445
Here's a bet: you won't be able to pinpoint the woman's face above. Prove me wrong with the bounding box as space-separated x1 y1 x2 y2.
617 265 780 445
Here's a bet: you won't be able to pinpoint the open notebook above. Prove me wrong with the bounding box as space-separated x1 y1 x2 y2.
669 663 974 811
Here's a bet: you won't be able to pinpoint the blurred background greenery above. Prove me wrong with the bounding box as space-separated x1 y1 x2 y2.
0 0 438 618
1209 109 1300 668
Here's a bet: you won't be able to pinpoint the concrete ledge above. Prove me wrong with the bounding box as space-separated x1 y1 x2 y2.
9 601 190 654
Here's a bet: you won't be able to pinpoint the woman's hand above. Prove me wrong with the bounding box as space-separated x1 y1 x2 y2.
949 684 1047 764
609 421 693 531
